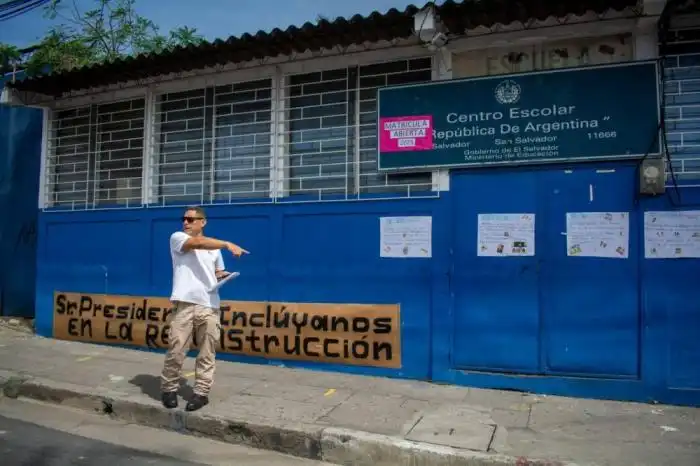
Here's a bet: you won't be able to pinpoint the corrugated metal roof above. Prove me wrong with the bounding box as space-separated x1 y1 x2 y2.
9 0 639 96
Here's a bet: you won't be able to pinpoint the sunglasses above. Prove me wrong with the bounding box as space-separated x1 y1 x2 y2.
182 216 203 223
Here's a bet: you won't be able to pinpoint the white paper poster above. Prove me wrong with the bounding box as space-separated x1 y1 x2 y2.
566 212 629 259
380 216 432 258
477 213 535 257
644 210 700 259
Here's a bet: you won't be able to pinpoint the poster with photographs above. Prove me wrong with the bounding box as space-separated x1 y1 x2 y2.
477 213 535 257
644 211 700 259
566 212 629 259
380 216 432 258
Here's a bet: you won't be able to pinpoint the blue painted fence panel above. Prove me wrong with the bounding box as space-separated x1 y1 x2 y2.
539 165 640 379
449 169 541 374
0 104 41 318
34 198 446 382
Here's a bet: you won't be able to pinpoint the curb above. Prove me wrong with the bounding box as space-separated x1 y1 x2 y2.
0 373 586 466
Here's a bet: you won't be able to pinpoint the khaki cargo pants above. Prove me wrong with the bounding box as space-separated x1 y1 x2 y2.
160 301 219 396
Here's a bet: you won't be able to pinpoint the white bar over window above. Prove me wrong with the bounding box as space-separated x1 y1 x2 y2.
152 88 207 205
46 106 92 210
95 98 145 207
212 79 273 202
281 57 435 200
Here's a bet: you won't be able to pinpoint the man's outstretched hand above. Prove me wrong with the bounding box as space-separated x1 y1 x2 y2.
226 242 249 257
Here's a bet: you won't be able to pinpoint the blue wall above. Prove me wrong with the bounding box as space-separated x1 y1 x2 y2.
37 198 440 380
34 160 700 406
0 103 42 318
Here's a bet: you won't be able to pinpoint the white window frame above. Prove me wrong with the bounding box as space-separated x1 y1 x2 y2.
38 107 50 209
273 45 438 199
270 66 287 199
141 88 156 205
40 92 149 210
38 45 441 209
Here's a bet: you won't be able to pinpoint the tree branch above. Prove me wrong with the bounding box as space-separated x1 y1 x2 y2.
70 0 112 61
6 0 205 75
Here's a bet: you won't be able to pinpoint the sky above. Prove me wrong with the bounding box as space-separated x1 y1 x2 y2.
0 0 417 48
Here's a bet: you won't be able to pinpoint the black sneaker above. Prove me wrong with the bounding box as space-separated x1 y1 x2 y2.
185 394 209 412
161 391 178 409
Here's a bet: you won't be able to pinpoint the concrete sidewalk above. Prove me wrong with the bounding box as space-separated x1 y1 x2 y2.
0 326 698 466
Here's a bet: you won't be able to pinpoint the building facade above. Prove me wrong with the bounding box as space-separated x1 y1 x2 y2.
5 0 700 406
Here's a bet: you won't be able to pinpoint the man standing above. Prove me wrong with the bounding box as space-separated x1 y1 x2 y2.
161 206 248 412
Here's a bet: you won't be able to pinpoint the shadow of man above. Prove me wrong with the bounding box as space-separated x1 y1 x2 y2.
128 374 194 402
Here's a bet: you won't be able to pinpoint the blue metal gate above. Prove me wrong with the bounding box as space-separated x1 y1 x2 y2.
450 163 640 378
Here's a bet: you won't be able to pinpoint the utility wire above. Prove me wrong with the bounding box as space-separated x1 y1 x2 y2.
0 1 34 12
0 0 52 22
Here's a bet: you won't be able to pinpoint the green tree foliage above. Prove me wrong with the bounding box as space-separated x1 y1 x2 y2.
0 0 205 76
0 43 21 73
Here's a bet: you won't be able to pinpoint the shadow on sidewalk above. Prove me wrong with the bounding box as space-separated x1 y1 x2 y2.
128 374 194 402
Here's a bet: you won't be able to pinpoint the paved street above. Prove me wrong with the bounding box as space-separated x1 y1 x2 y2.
0 415 201 466
0 397 333 466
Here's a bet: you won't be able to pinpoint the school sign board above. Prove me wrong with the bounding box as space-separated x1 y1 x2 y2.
377 61 660 171
53 292 401 369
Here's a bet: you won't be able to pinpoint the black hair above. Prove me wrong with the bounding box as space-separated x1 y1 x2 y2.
184 205 206 219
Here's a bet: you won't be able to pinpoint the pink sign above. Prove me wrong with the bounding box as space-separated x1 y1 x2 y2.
379 115 433 152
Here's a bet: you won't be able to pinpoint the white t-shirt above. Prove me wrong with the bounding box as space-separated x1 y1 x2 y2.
169 231 225 309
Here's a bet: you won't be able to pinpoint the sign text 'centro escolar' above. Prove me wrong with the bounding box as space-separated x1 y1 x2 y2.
377 61 660 171
53 292 401 369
